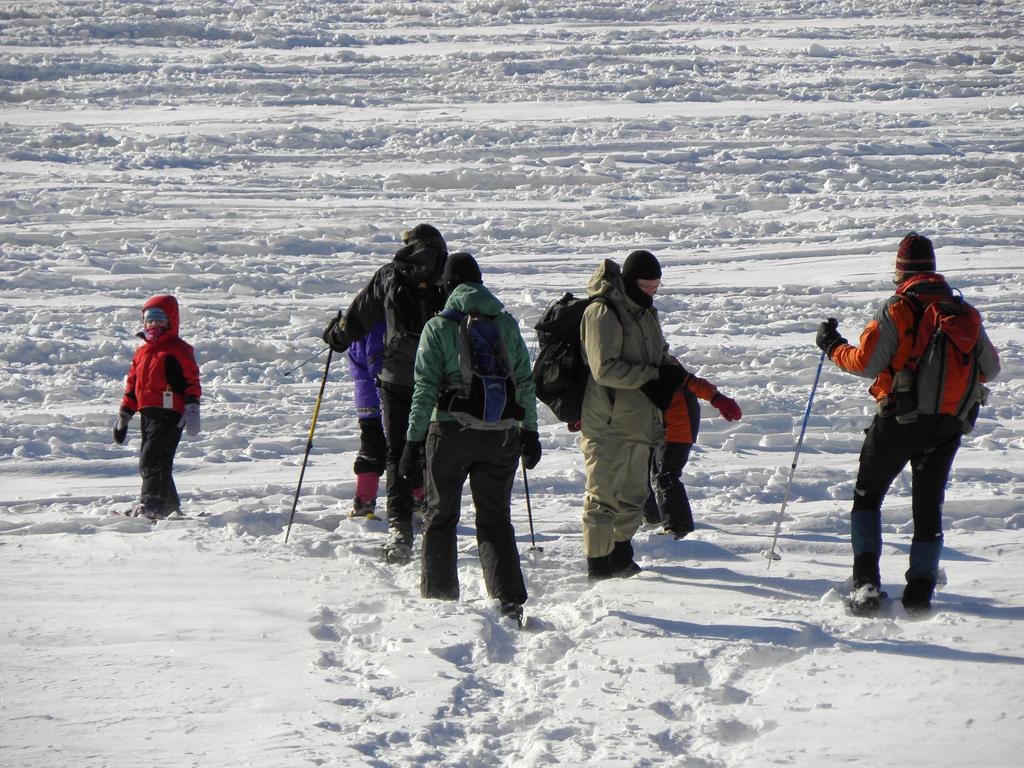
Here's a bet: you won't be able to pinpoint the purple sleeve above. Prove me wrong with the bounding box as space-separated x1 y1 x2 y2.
347 321 386 418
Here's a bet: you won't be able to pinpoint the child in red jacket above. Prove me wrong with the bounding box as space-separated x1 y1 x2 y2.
113 295 202 519
643 363 741 538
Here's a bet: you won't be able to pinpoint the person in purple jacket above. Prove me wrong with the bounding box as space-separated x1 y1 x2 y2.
347 321 387 518
347 321 424 518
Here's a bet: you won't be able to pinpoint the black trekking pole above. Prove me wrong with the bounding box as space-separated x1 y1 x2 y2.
521 463 543 553
762 327 831 567
285 335 337 543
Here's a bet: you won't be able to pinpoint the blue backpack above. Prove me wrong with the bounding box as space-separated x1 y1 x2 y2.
437 309 525 429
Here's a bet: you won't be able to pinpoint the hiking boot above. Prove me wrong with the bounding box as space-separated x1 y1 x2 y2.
657 527 691 540
382 531 413 565
499 600 524 627
130 504 167 522
586 555 614 583
350 497 376 519
901 578 935 614
849 582 886 615
609 539 642 578
615 560 642 578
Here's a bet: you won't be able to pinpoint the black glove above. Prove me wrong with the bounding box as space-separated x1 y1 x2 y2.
520 430 542 470
112 408 132 445
639 364 687 411
399 440 424 484
321 314 349 353
815 317 847 357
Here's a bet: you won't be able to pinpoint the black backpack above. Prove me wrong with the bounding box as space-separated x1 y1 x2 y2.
532 292 620 425
437 308 525 430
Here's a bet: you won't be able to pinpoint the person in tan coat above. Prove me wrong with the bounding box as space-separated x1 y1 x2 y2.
579 251 684 581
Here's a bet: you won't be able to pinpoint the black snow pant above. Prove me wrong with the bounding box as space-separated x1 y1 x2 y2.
850 413 963 588
643 442 695 536
139 407 183 515
420 421 527 606
353 416 387 476
381 382 416 542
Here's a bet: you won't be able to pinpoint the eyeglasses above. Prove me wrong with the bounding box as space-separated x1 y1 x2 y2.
636 278 662 296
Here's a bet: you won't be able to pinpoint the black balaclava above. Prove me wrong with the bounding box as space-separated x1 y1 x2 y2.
621 249 662 308
442 252 482 296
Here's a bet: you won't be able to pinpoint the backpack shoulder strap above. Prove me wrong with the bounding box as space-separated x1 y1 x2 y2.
895 290 926 343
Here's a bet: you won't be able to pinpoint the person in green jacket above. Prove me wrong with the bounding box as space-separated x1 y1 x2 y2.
580 251 685 581
400 252 541 623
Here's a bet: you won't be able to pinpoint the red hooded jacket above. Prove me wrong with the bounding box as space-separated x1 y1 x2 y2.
120 295 202 415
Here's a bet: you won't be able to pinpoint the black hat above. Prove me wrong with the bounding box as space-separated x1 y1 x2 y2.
622 250 662 282
443 252 482 294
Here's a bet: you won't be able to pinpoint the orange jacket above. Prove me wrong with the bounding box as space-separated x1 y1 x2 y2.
664 371 719 444
829 273 999 409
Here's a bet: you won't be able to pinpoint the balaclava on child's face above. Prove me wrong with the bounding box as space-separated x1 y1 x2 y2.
143 307 169 342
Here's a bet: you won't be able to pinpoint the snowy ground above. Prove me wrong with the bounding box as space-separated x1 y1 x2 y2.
2 2 1024 766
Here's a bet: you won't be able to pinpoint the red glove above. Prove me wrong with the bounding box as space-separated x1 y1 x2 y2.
711 393 742 422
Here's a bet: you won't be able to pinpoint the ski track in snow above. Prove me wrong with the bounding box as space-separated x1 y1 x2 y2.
2 2 1024 767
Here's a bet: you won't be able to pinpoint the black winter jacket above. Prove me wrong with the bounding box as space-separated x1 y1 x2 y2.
326 242 448 387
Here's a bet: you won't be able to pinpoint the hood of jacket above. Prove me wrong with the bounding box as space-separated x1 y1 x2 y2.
142 294 180 339
585 258 648 317
444 281 504 317
896 271 947 298
394 240 447 287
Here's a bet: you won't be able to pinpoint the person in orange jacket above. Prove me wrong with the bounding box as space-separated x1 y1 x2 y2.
816 232 1000 613
643 362 741 538
113 294 202 519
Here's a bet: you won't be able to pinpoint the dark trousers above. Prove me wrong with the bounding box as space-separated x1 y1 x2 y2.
643 442 694 535
139 408 183 514
851 414 962 586
420 422 527 605
353 417 387 475
381 382 415 540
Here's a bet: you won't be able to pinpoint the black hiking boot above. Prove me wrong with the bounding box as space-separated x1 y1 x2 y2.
901 578 935 615
382 530 413 565
848 581 887 615
587 555 614 583
499 600 524 627
657 526 692 540
130 504 167 522
350 497 376 519
609 539 642 578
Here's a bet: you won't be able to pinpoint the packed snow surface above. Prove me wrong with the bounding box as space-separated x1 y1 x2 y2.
2 1 1023 766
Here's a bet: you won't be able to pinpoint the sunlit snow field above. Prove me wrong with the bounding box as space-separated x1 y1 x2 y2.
2 2 1023 767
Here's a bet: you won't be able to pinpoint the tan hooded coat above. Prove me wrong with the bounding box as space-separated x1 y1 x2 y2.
580 259 668 445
